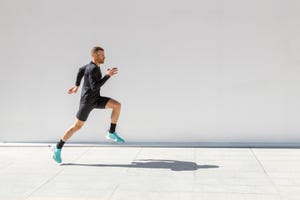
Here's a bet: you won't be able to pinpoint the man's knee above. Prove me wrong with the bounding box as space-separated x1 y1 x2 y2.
107 99 121 109
73 120 84 129
116 101 121 108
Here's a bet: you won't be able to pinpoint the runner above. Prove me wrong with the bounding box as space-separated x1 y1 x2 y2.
51 46 125 163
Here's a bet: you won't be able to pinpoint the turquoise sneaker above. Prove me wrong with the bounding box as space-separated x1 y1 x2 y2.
50 144 62 163
106 131 125 143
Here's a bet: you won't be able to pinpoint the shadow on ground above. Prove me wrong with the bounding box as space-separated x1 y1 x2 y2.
61 159 219 171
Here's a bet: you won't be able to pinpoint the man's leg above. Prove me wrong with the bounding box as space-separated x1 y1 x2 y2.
61 118 85 142
104 98 124 143
51 118 85 163
105 98 121 125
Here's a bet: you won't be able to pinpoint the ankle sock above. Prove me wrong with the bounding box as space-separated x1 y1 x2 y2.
109 123 117 133
56 139 65 149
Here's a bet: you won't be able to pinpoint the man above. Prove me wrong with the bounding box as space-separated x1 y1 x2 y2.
51 46 125 164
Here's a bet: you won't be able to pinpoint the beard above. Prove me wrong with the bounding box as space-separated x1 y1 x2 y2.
96 59 104 64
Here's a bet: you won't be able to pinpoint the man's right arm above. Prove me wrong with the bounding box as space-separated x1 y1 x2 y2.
75 65 87 86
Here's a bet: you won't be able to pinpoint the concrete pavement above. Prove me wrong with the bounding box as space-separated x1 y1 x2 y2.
0 146 300 199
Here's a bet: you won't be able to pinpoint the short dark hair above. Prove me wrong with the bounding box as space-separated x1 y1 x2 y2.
91 46 104 55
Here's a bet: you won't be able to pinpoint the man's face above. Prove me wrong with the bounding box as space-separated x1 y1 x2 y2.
93 50 105 64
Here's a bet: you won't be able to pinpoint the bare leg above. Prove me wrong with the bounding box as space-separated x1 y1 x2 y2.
105 98 121 123
61 118 85 142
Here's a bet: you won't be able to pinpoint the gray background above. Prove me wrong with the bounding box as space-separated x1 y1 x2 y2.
0 0 299 143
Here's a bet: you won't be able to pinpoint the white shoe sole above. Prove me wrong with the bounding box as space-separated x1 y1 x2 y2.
106 134 125 143
50 144 55 152
106 134 117 142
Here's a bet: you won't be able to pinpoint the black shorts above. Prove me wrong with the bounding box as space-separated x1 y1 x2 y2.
76 96 111 121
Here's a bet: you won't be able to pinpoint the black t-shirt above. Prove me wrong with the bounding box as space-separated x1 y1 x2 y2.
75 61 110 104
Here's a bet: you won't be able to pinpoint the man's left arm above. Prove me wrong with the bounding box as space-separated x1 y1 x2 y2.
88 67 111 91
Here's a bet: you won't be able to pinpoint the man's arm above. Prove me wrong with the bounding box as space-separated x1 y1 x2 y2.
75 65 87 86
88 67 111 90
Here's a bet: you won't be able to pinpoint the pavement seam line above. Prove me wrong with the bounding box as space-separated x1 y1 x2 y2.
125 147 142 173
250 148 283 200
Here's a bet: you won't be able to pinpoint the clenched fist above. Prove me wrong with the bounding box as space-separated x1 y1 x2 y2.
68 85 78 94
106 67 118 77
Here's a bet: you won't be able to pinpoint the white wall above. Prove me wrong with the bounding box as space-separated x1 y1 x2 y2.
0 0 299 143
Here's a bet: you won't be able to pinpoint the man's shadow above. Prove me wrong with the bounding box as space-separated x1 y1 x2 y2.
61 159 219 171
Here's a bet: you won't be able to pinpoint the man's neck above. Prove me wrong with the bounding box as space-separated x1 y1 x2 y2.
92 59 100 67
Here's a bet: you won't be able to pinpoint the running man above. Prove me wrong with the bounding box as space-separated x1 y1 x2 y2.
51 46 125 163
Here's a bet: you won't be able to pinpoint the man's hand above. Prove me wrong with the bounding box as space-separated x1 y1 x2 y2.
106 67 118 77
68 85 78 94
